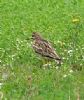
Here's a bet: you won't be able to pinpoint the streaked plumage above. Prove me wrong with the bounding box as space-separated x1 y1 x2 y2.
32 32 61 65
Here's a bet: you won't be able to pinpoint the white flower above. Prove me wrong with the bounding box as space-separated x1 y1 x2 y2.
43 63 51 67
57 40 61 43
76 48 78 51
69 70 73 73
62 57 66 60
0 83 3 89
63 74 67 78
0 60 1 63
68 50 73 54
0 83 3 86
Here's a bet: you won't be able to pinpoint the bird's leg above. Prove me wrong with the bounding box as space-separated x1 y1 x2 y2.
55 60 61 69
43 58 51 69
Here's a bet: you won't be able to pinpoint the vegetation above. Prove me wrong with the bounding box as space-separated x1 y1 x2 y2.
0 0 84 99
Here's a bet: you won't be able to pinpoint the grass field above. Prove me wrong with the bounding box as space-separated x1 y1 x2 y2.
0 0 84 100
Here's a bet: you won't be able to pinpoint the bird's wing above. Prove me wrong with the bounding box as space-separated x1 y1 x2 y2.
33 39 61 60
42 40 61 60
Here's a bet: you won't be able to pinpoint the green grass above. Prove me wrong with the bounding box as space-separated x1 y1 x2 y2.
0 0 84 100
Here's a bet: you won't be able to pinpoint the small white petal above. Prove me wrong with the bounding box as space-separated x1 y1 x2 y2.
69 70 73 73
0 83 3 86
63 74 67 78
0 83 3 89
62 57 66 60
68 50 73 54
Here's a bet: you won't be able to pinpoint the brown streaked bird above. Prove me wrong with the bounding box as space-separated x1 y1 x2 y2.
32 32 61 65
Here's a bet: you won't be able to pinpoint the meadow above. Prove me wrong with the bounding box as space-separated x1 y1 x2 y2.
0 0 84 100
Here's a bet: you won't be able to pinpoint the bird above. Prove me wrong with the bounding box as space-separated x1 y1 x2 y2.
31 32 62 66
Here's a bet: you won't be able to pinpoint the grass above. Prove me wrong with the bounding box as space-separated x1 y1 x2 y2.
0 0 84 100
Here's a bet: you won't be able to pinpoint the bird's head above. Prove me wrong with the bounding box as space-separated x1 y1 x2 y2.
32 32 42 40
